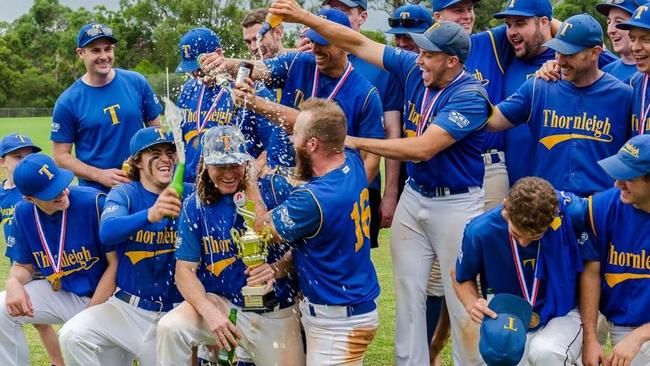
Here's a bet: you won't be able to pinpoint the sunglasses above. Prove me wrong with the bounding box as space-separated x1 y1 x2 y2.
85 26 113 37
388 18 426 28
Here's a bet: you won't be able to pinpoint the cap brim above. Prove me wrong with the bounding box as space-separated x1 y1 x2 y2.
324 0 367 10
493 10 538 19
79 35 118 48
1 144 41 157
304 29 330 46
435 0 481 12
132 140 175 157
488 294 532 328
34 168 74 201
595 3 633 17
598 155 644 180
386 26 429 35
617 20 650 31
204 153 253 166
176 59 200 73
409 32 444 53
543 38 585 55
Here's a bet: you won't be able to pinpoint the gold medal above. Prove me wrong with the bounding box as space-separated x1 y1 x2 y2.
529 312 540 328
51 277 62 292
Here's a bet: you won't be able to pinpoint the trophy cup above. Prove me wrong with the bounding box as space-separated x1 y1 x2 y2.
230 191 277 312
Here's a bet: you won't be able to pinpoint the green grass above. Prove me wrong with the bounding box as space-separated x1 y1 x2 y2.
0 117 453 365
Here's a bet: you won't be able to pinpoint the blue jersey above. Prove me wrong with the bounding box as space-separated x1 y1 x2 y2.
456 191 594 329
176 178 296 307
628 72 650 135
176 79 277 183
10 186 111 297
51 69 162 191
99 182 193 304
498 74 632 196
382 46 490 189
272 151 380 306
603 59 637 81
587 188 650 327
0 182 23 259
466 25 513 152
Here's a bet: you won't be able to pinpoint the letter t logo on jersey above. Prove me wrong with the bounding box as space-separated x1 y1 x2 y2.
103 104 121 125
39 164 54 180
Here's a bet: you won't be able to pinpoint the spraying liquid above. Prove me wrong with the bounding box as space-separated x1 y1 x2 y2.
255 36 265 61
257 13 283 39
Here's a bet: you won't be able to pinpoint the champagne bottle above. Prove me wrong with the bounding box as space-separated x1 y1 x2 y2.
217 308 238 365
168 163 185 197
257 13 284 39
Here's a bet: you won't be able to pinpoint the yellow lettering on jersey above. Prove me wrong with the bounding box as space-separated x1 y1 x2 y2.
182 44 192 59
559 22 573 37
605 244 650 287
635 6 649 20
131 228 177 246
523 258 536 268
504 316 518 331
201 236 233 254
39 164 54 180
103 104 121 125
540 110 613 149
293 90 305 109
406 101 423 133
33 246 99 274
125 249 176 265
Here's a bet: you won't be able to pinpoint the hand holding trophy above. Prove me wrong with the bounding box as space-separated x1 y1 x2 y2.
230 191 277 312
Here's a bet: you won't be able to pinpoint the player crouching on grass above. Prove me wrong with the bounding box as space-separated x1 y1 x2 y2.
157 125 304 366
0 153 122 365
453 177 597 365
58 127 191 366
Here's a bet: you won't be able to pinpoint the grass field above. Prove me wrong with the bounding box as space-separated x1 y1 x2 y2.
0 117 453 365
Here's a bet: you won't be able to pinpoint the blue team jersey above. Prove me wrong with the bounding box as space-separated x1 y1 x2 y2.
51 69 162 191
10 186 111 297
466 25 513 151
176 79 278 183
603 59 637 81
265 52 384 140
587 188 650 327
0 183 23 259
498 74 632 196
382 46 490 189
100 182 193 304
271 151 380 306
176 178 296 307
628 72 650 135
456 191 594 328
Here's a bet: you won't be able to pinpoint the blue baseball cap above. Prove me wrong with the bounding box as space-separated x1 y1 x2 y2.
0 133 41 157
176 27 222 73
77 23 118 48
386 5 434 35
14 154 74 201
596 0 638 17
432 0 480 12
322 0 367 10
409 21 471 62
598 135 650 180
305 9 352 46
493 0 552 19
129 127 174 157
202 126 253 166
479 294 533 366
544 14 604 55
617 3 650 30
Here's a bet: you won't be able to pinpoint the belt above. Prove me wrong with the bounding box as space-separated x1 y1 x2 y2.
114 290 179 313
407 179 473 198
482 150 505 165
307 300 377 318
248 300 295 314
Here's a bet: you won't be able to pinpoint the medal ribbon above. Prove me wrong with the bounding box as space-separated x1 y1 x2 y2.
416 71 465 136
196 85 226 134
508 232 541 307
640 75 649 135
311 62 354 100
33 207 67 276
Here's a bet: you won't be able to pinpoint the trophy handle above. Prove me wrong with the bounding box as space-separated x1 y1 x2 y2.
230 228 244 258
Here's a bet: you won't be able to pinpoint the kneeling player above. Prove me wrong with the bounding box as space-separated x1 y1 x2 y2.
454 177 596 365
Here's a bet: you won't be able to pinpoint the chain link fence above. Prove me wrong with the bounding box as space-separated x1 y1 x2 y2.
0 108 53 118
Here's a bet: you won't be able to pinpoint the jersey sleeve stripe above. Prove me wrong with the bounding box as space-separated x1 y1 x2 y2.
487 30 506 75
587 195 597 238
302 189 323 240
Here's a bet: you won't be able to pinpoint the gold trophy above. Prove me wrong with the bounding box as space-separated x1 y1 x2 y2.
230 191 277 312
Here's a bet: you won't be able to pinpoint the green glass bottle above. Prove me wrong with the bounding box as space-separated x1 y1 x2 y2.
217 308 238 365
168 162 185 196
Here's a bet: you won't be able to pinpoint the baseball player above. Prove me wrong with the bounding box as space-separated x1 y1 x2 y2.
489 14 633 197
268 3 492 363
598 0 638 80
58 127 192 365
580 135 650 366
244 98 380 366
156 125 304 366
51 23 162 192
242 8 286 61
0 153 122 365
0 134 64 366
454 177 596 365
176 27 279 183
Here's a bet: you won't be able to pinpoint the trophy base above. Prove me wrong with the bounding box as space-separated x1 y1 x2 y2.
242 285 277 312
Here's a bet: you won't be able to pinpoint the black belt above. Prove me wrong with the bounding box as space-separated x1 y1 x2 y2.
408 179 472 198
114 290 179 312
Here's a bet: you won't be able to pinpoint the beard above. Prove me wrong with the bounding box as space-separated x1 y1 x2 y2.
295 146 313 181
